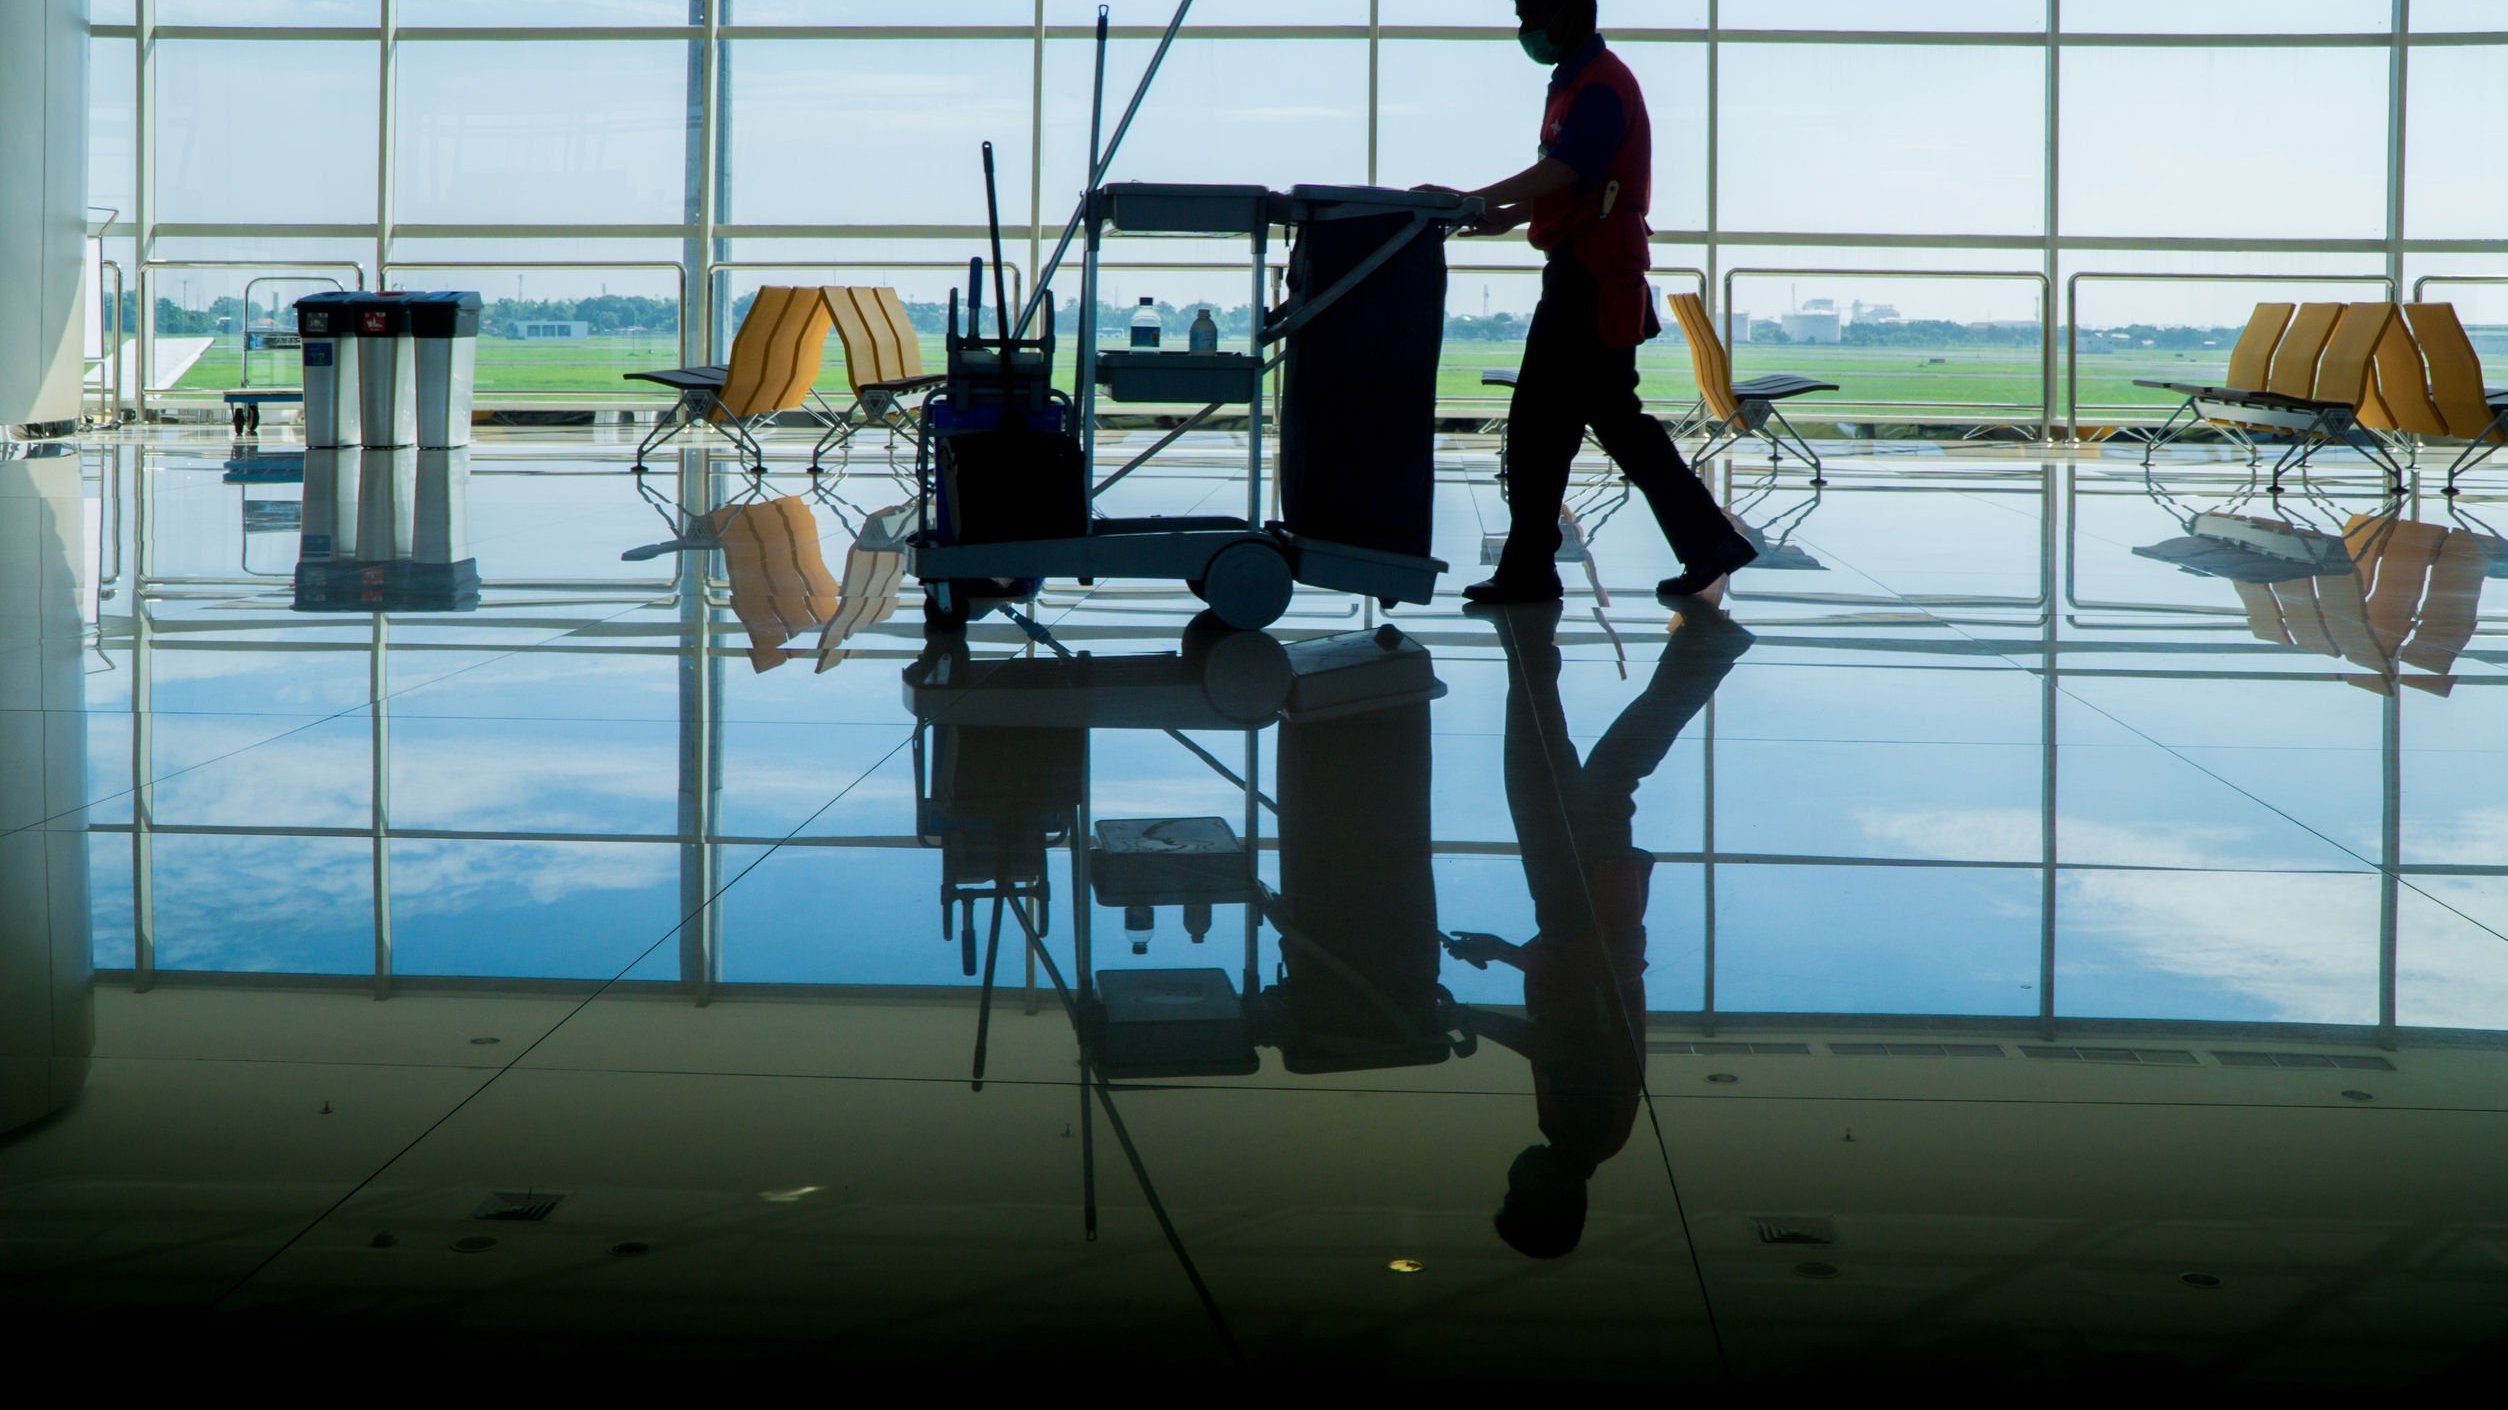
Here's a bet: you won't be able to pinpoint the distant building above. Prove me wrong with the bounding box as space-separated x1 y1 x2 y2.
1781 309 1841 344
1850 300 1902 325
1730 309 1751 343
511 320 590 340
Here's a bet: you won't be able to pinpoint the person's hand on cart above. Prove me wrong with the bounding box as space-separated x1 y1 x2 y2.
1412 183 1526 239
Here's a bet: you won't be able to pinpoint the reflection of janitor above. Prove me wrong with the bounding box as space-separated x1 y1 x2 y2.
1448 601 1752 1258
1423 1 1757 606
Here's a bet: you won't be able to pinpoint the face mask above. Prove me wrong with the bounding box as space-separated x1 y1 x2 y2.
1517 23 1564 65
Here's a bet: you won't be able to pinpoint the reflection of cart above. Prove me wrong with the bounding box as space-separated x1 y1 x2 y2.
902 622 1457 1077
908 8 1472 634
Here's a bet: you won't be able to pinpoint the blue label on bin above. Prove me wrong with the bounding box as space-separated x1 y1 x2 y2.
302 343 333 368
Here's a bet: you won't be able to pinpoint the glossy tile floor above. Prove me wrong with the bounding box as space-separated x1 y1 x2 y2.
3 426 2504 1383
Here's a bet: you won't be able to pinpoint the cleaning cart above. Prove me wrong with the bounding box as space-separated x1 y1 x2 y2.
908 5 1479 633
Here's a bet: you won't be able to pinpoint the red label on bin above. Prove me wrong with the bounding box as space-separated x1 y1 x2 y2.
362 311 390 333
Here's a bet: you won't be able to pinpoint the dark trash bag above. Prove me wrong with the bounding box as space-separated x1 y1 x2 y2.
935 415 1089 548
1279 211 1449 560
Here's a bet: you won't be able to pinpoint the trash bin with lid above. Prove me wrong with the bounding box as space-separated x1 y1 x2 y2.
409 291 482 448
295 292 364 449
354 293 418 449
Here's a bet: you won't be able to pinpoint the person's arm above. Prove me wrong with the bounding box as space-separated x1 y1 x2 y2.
1445 931 1532 972
1470 158 1580 211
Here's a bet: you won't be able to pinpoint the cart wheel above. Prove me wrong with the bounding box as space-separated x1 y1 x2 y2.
230 405 247 435
246 403 261 434
923 582 973 633
1195 540 1294 632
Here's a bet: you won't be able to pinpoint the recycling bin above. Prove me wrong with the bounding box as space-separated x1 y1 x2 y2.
410 291 481 448
355 293 418 448
295 292 363 449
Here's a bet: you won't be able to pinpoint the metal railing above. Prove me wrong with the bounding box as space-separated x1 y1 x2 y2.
1724 265 2056 429
91 259 125 426
134 259 366 419
2064 270 2397 442
2411 274 2508 304
380 259 689 403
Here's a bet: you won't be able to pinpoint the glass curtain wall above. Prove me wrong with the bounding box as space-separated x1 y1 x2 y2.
92 2 2508 421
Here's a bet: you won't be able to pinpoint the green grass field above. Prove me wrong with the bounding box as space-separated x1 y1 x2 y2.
170 329 2222 422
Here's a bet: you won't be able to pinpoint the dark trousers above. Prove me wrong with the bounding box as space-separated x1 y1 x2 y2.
1497 260 1737 584
1499 612 1738 948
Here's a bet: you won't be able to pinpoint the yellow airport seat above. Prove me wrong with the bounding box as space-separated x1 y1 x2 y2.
814 286 947 469
624 285 841 472
1664 291 1837 475
2399 302 2508 494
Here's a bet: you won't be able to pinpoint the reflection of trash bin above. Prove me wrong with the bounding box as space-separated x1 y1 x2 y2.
295 444 475 612
295 292 363 449
355 294 417 449
299 445 358 562
355 445 417 563
402 446 480 609
410 291 481 448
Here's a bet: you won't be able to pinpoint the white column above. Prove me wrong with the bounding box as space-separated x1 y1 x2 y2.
0 452 95 1135
0 0 92 428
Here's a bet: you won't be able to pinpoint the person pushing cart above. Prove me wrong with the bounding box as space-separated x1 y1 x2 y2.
1424 0 1758 605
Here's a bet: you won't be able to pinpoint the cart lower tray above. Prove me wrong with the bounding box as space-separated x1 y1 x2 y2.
911 518 1447 630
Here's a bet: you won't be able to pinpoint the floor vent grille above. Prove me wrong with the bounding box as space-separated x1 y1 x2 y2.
2213 1051 2394 1071
2020 1046 2199 1065
1830 1042 2006 1058
1648 1041 1813 1056
471 1191 566 1222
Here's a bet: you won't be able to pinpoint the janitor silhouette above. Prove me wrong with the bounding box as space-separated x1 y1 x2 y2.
1448 601 1752 1257
1422 1 1757 604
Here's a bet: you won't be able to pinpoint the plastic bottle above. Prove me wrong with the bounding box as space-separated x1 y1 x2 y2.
1129 297 1161 350
1188 307 1219 355
1124 904 1156 956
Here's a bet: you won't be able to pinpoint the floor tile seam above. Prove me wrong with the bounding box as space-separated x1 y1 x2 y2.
78 1053 526 1074
198 727 926 1310
6 596 686 845
1643 1092 2508 1114
2046 678 2508 950
491 1062 1543 1099
1839 548 2457 920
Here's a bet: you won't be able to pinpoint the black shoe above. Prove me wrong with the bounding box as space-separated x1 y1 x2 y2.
1462 597 1565 632
1461 575 1562 605
1656 536 1759 600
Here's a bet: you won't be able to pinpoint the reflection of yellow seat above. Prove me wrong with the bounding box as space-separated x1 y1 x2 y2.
814 286 947 469
815 534 909 674
2399 303 2508 495
1665 292 1837 476
2399 526 2490 684
626 286 837 471
712 496 840 673
2234 512 2485 694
